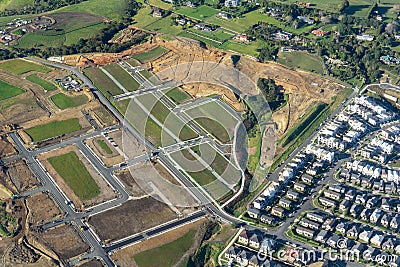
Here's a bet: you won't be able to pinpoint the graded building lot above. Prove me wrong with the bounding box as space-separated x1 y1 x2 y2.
109 129 147 160
24 118 83 142
48 151 100 200
163 87 191 104
0 160 40 194
88 197 178 243
84 67 123 97
89 105 117 127
34 224 89 261
130 46 169 63
184 100 239 144
26 193 64 226
0 79 25 101
38 145 117 209
0 136 17 158
114 169 148 198
76 259 104 267
0 59 51 75
85 136 124 167
103 63 140 91
111 218 207 267
50 93 88 110
26 74 58 91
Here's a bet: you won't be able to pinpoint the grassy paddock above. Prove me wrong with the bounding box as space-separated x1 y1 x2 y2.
26 74 57 91
176 5 219 20
0 59 50 75
0 80 25 101
25 118 82 142
48 151 100 200
277 51 325 75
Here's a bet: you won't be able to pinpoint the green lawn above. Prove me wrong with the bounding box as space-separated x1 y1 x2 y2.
164 87 190 104
25 118 82 142
26 74 57 91
131 46 169 63
48 151 100 200
188 169 217 186
176 5 219 20
277 51 325 75
134 229 196 267
51 93 88 109
84 67 123 97
0 59 50 75
0 80 25 101
104 63 140 91
96 139 112 154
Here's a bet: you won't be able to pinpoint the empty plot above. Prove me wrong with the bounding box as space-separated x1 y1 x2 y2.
164 87 190 104
51 93 88 109
25 118 82 142
0 59 50 75
136 93 198 142
84 67 123 96
26 74 57 91
131 46 169 63
104 63 140 91
0 79 25 101
48 151 100 200
185 100 239 143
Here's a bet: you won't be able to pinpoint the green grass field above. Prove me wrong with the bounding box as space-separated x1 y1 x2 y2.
0 0 33 11
131 46 169 63
26 74 57 91
164 87 190 104
51 93 88 109
194 117 230 143
219 40 262 56
134 229 196 267
187 168 217 186
57 0 132 22
277 51 325 75
48 151 100 200
84 67 123 97
144 16 184 35
0 80 25 101
25 118 82 142
96 139 112 154
104 63 140 91
132 5 161 28
147 0 173 10
187 28 234 43
176 5 219 20
0 59 50 75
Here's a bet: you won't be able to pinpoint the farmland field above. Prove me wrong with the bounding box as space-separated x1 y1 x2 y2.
48 151 100 200
84 67 123 97
104 63 140 91
277 51 325 75
25 118 82 142
131 46 169 63
0 59 50 75
176 5 219 20
51 93 88 109
26 74 58 91
0 80 25 101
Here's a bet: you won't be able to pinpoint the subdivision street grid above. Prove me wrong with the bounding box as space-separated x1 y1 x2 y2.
5 56 398 267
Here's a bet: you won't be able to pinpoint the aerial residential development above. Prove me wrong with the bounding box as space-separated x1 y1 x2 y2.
0 0 399 267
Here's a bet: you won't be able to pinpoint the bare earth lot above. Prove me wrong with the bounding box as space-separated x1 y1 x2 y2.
111 218 207 267
111 129 147 160
88 197 178 243
0 135 16 158
26 193 64 226
114 169 147 198
0 160 40 193
34 224 89 261
37 145 117 209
